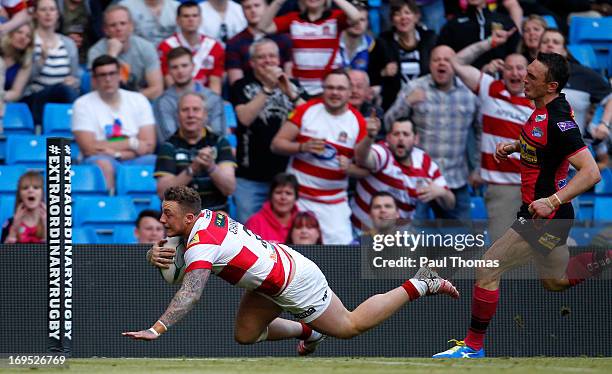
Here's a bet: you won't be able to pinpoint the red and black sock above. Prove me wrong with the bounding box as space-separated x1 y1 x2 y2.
566 250 612 287
464 284 499 351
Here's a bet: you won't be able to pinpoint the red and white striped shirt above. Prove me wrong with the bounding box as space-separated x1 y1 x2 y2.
185 210 296 297
287 98 367 204
2 0 29 17
157 32 225 86
274 9 347 95
351 144 448 229
477 74 534 184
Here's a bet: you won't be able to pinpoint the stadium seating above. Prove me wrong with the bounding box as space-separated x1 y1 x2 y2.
5 135 47 166
71 165 108 195
72 227 93 244
3 103 34 134
0 134 6 163
575 194 595 222
43 103 73 137
470 196 487 220
567 44 600 70
226 133 237 149
73 196 138 229
542 14 558 29
595 168 612 195
90 228 116 244
116 165 156 196
0 166 27 196
569 226 602 246
224 102 237 129
113 225 137 244
569 17 612 45
594 197 612 221
80 70 91 94
0 195 16 226
569 17 612 72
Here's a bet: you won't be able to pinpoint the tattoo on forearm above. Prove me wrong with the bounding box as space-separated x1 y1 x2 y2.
159 269 210 327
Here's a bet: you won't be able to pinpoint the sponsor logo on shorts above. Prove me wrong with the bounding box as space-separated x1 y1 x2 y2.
538 232 561 250
557 121 577 132
518 217 527 225
322 289 328 302
293 307 317 319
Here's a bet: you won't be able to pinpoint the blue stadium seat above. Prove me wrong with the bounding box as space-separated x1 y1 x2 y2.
595 168 612 195
0 134 5 162
575 194 595 222
73 227 93 244
43 103 73 137
0 165 26 196
0 195 16 227
569 227 602 246
90 228 115 244
6 135 47 166
116 165 156 196
567 44 600 69
73 196 138 228
80 69 91 94
226 133 237 149
569 17 612 45
608 48 612 76
3 103 34 134
72 165 107 195
224 102 237 129
569 17 612 71
113 225 137 244
470 196 488 220
542 15 558 29
594 197 612 221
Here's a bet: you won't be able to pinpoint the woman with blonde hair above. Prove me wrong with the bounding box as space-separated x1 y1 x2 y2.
1 22 35 103
1 171 47 244
518 14 547 63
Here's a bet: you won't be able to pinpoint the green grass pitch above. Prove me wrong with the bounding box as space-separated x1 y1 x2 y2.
4 357 612 373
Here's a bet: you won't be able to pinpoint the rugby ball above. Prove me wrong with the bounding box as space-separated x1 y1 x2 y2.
159 236 186 284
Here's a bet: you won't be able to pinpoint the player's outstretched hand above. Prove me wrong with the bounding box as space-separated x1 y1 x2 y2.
122 329 160 341
147 239 175 269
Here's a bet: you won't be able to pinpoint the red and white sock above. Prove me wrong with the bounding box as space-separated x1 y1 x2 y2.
299 322 322 342
401 279 428 301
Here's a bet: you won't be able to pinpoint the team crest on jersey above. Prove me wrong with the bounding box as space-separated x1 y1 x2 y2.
313 143 337 160
535 114 546 122
557 121 577 132
214 213 226 227
189 233 200 246
531 127 543 138
538 232 561 250
337 131 348 144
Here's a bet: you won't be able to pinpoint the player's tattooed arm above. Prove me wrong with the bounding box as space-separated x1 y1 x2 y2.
159 269 210 328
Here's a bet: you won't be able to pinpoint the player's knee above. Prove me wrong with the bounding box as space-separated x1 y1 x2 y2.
540 279 566 292
233 332 258 345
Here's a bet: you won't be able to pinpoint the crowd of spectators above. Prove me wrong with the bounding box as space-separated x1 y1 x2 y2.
1 0 611 245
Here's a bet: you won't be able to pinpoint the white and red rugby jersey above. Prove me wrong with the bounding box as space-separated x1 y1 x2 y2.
274 9 347 95
287 98 367 204
184 210 295 297
477 74 534 184
350 144 448 229
158 32 225 86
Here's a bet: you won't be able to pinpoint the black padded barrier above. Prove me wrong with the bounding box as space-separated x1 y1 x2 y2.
0 244 610 357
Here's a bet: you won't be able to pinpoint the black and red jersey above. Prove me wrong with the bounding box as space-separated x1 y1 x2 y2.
519 94 586 206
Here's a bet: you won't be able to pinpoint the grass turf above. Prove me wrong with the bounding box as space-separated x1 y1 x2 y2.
3 357 612 373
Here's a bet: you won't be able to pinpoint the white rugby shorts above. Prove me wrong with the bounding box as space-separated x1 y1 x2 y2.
262 245 332 323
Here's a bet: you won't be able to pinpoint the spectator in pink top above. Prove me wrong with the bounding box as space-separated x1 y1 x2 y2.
245 173 299 243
